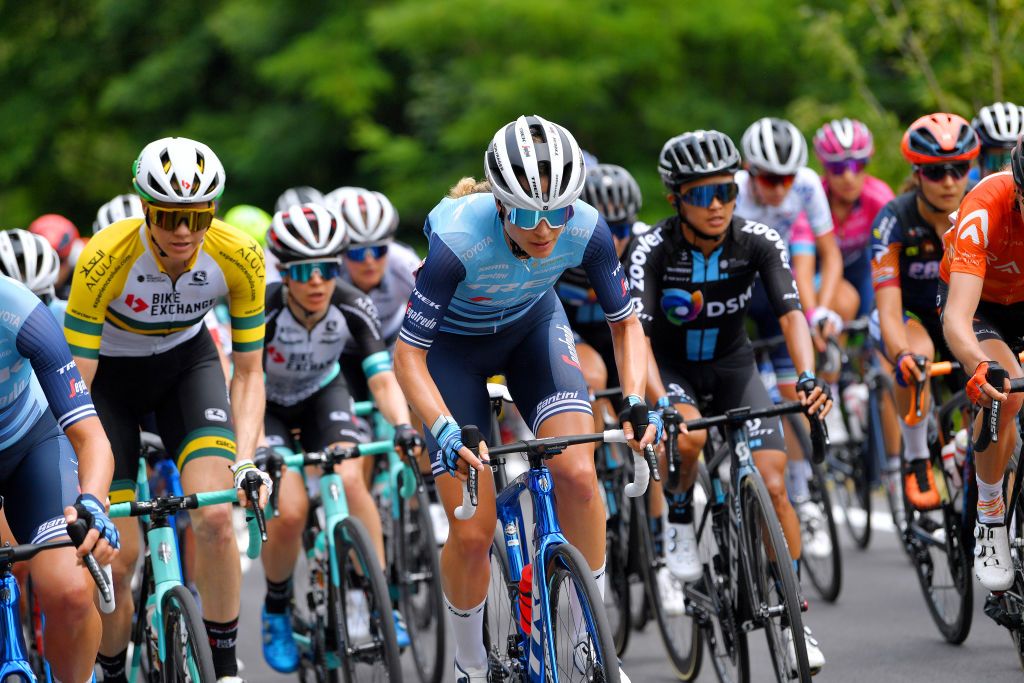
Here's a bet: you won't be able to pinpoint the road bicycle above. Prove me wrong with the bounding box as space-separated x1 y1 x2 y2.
663 400 827 683
458 401 659 682
257 439 403 683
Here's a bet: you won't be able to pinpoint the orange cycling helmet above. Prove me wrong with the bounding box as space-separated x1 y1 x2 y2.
28 214 79 261
901 113 979 165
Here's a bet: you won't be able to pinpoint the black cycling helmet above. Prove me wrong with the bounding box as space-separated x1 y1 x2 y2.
658 130 741 190
1011 135 1024 191
581 164 642 223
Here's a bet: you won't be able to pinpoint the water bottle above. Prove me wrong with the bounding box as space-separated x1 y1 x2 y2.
954 429 968 468
841 383 869 442
758 359 781 404
518 563 533 634
941 442 962 491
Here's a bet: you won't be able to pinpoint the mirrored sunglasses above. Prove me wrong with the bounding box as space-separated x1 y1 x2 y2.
918 162 970 182
280 261 342 283
506 205 575 229
753 172 796 189
146 204 216 233
345 245 389 262
823 158 869 176
677 182 740 208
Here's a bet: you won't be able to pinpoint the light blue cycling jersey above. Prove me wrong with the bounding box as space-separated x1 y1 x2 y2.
399 193 632 349
48 298 67 326
0 276 96 450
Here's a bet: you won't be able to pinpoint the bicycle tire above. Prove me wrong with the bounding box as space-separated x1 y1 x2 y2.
633 480 701 680
544 542 619 683
21 577 50 681
626 495 651 634
130 557 161 683
802 460 843 602
160 584 216 683
483 534 522 681
694 460 745 683
396 485 445 683
739 472 811 683
904 462 973 644
601 441 632 657
329 517 403 683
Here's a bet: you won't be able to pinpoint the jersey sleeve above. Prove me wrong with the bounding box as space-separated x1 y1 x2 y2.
789 213 816 256
335 283 390 378
581 217 633 323
397 231 466 350
870 202 902 291
625 226 664 335
752 226 802 316
944 189 995 279
63 227 132 359
17 302 97 431
216 230 267 353
801 169 834 237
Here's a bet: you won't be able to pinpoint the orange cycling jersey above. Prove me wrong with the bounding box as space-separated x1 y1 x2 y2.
940 172 1024 305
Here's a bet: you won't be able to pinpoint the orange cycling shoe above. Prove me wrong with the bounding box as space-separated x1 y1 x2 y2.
904 458 941 510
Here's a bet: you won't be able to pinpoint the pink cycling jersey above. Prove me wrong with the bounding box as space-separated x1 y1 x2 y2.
824 175 894 265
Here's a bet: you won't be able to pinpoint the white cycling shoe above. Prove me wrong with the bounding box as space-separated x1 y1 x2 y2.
572 639 631 682
797 501 832 559
975 522 1014 591
783 624 825 676
666 522 702 582
656 565 686 616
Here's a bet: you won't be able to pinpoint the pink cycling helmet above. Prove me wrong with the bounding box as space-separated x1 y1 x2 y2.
813 118 874 163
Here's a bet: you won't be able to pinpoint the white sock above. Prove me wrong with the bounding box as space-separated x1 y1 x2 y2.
977 475 1006 524
593 563 606 602
901 420 929 462
787 459 812 502
445 594 487 670
567 563 606 640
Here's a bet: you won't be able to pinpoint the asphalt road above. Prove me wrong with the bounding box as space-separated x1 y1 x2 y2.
234 506 1023 682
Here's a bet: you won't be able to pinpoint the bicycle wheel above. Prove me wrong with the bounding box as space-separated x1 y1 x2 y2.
904 464 973 644
626 496 650 634
396 485 445 683
330 517 403 683
632 482 701 680
21 577 50 681
801 461 843 602
483 535 522 680
601 446 632 657
829 440 873 549
739 472 810 683
694 461 745 683
160 584 216 683
545 542 619 683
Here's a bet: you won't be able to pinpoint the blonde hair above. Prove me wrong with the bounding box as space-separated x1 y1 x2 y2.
447 177 491 199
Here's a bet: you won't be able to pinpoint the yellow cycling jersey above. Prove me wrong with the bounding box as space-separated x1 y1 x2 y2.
64 218 265 358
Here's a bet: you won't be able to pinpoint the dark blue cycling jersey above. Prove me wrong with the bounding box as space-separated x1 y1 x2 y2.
0 275 96 450
398 193 633 349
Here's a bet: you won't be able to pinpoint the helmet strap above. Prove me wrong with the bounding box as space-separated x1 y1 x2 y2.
673 196 725 243
914 184 947 216
498 207 530 260
284 286 327 328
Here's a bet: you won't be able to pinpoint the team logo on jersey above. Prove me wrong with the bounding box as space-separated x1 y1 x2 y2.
267 345 285 363
124 294 148 313
191 270 208 284
956 209 990 248
555 324 581 369
661 288 703 325
204 408 228 422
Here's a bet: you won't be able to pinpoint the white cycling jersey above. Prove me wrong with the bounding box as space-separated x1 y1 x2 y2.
734 167 833 243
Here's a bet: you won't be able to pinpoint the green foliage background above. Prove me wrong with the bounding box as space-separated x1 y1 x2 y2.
2 0 1023 244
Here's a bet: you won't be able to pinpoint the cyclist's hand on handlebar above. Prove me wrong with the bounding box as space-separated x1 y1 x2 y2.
68 495 119 565
394 423 425 461
619 396 663 451
967 360 1009 407
894 351 927 387
657 395 688 434
810 308 842 353
434 417 488 481
797 372 832 418
231 459 272 509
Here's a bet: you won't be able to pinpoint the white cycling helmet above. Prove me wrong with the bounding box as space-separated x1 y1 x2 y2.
0 229 60 296
325 187 398 246
268 203 348 263
485 115 587 211
741 117 808 175
94 193 145 232
274 186 325 214
132 137 225 204
973 102 1024 148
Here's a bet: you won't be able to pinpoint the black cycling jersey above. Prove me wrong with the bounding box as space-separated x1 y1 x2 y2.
870 190 945 318
627 215 801 362
264 280 387 407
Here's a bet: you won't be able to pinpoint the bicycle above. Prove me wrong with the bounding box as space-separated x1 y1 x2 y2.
457 401 659 682
257 439 404 683
663 400 828 683
0 497 114 682
357 400 446 683
111 463 266 682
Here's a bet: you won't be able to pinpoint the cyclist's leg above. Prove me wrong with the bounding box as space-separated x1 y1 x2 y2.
972 336 1024 501
576 340 608 431
261 409 308 597
3 413 99 683
831 278 861 330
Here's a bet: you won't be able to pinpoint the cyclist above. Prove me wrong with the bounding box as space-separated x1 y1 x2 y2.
0 274 119 683
0 228 66 323
393 114 658 683
969 102 1024 182
813 118 894 320
938 135 1024 592
630 128 831 674
258 202 421 672
64 136 270 683
29 213 84 298
737 117 844 559
871 113 979 512
330 187 421 398
267 187 325 285
94 194 145 233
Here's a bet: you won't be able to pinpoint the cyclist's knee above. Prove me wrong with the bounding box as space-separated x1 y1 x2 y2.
340 465 371 497
36 555 94 618
553 456 598 504
447 518 494 558
191 503 234 546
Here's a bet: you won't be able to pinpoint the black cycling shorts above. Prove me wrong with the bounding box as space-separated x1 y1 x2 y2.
92 329 235 503
657 344 786 453
264 372 364 453
938 282 1024 353
0 410 80 544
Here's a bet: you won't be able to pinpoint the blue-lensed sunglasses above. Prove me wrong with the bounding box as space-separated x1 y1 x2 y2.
346 245 389 262
506 205 575 229
280 260 342 283
677 182 739 208
608 221 632 239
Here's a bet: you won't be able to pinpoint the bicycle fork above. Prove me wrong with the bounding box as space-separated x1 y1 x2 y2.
0 573 35 680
